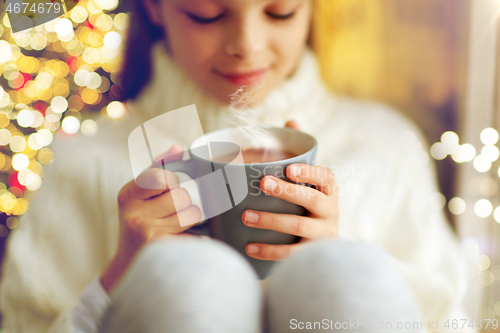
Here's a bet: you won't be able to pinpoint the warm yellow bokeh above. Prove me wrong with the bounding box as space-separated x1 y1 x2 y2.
313 0 466 109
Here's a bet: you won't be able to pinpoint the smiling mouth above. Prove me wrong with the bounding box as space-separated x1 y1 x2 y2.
214 68 269 86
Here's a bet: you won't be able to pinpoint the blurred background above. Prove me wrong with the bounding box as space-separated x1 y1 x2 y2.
0 0 498 330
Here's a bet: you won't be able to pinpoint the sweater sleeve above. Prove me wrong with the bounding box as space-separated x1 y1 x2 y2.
70 276 111 332
0 140 118 332
42 277 110 333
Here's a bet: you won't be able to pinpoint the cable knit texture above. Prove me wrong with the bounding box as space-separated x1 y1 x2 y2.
0 42 472 332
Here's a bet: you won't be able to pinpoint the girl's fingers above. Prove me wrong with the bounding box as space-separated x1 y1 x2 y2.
151 144 184 169
144 187 192 218
151 205 202 229
286 164 336 195
177 232 200 237
130 206 202 242
121 145 184 203
285 120 300 130
122 168 180 203
146 222 196 242
242 210 335 239
245 243 302 261
259 176 331 217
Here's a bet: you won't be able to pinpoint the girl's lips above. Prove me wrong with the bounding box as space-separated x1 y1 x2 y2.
215 68 269 86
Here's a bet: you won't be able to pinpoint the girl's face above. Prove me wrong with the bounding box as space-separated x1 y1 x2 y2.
144 0 313 106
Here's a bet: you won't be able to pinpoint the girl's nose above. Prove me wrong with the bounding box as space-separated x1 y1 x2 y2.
223 17 266 60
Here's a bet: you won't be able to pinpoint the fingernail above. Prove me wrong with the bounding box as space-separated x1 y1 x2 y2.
263 177 278 192
247 244 260 254
245 211 259 224
289 165 300 178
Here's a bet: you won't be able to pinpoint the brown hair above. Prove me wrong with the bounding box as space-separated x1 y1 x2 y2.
118 0 163 101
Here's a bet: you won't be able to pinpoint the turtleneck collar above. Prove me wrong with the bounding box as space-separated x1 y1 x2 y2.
127 40 332 133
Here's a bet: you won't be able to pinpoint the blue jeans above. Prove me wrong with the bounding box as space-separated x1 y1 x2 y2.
98 237 422 333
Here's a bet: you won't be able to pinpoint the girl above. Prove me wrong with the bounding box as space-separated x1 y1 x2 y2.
0 0 472 332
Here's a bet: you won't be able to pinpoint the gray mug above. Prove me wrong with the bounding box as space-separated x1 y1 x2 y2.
159 127 318 279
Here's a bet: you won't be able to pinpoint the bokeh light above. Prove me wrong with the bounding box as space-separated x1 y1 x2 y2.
481 145 499 162
440 131 459 154
6 216 18 229
12 154 29 171
55 19 73 36
0 0 131 232
473 155 491 173
95 0 120 11
106 101 125 119
81 119 98 136
0 41 13 63
494 206 500 223
474 199 493 218
495 301 500 316
114 13 129 30
10 136 26 153
448 197 466 215
103 31 122 49
61 116 80 135
0 129 13 145
430 142 447 160
51 96 68 113
37 148 54 165
478 177 498 197
429 192 446 211
451 144 476 163
476 254 491 271
17 109 35 128
71 6 89 24
480 127 499 145
26 174 42 191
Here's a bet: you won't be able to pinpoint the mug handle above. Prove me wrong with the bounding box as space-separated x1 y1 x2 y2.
155 159 197 179
153 158 211 237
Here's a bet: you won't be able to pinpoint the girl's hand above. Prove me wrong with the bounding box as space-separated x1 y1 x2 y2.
101 145 201 293
242 121 338 261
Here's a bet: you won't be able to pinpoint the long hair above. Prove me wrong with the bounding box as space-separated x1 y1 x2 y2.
118 0 164 101
119 0 315 102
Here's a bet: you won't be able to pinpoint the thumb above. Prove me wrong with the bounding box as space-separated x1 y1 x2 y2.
152 144 184 167
285 120 300 130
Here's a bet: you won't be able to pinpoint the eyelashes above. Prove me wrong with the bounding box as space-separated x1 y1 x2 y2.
186 12 224 24
266 11 296 20
186 11 296 25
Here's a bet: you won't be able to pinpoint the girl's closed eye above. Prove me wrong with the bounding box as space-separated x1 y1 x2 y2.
185 12 224 25
266 11 296 20
186 10 296 24
265 0 307 22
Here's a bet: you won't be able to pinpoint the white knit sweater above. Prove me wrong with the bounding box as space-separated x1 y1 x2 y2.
0 42 473 332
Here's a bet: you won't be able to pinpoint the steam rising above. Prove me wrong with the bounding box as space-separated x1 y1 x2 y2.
227 85 282 154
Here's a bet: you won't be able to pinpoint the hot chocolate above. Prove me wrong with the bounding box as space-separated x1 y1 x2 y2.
214 148 297 164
